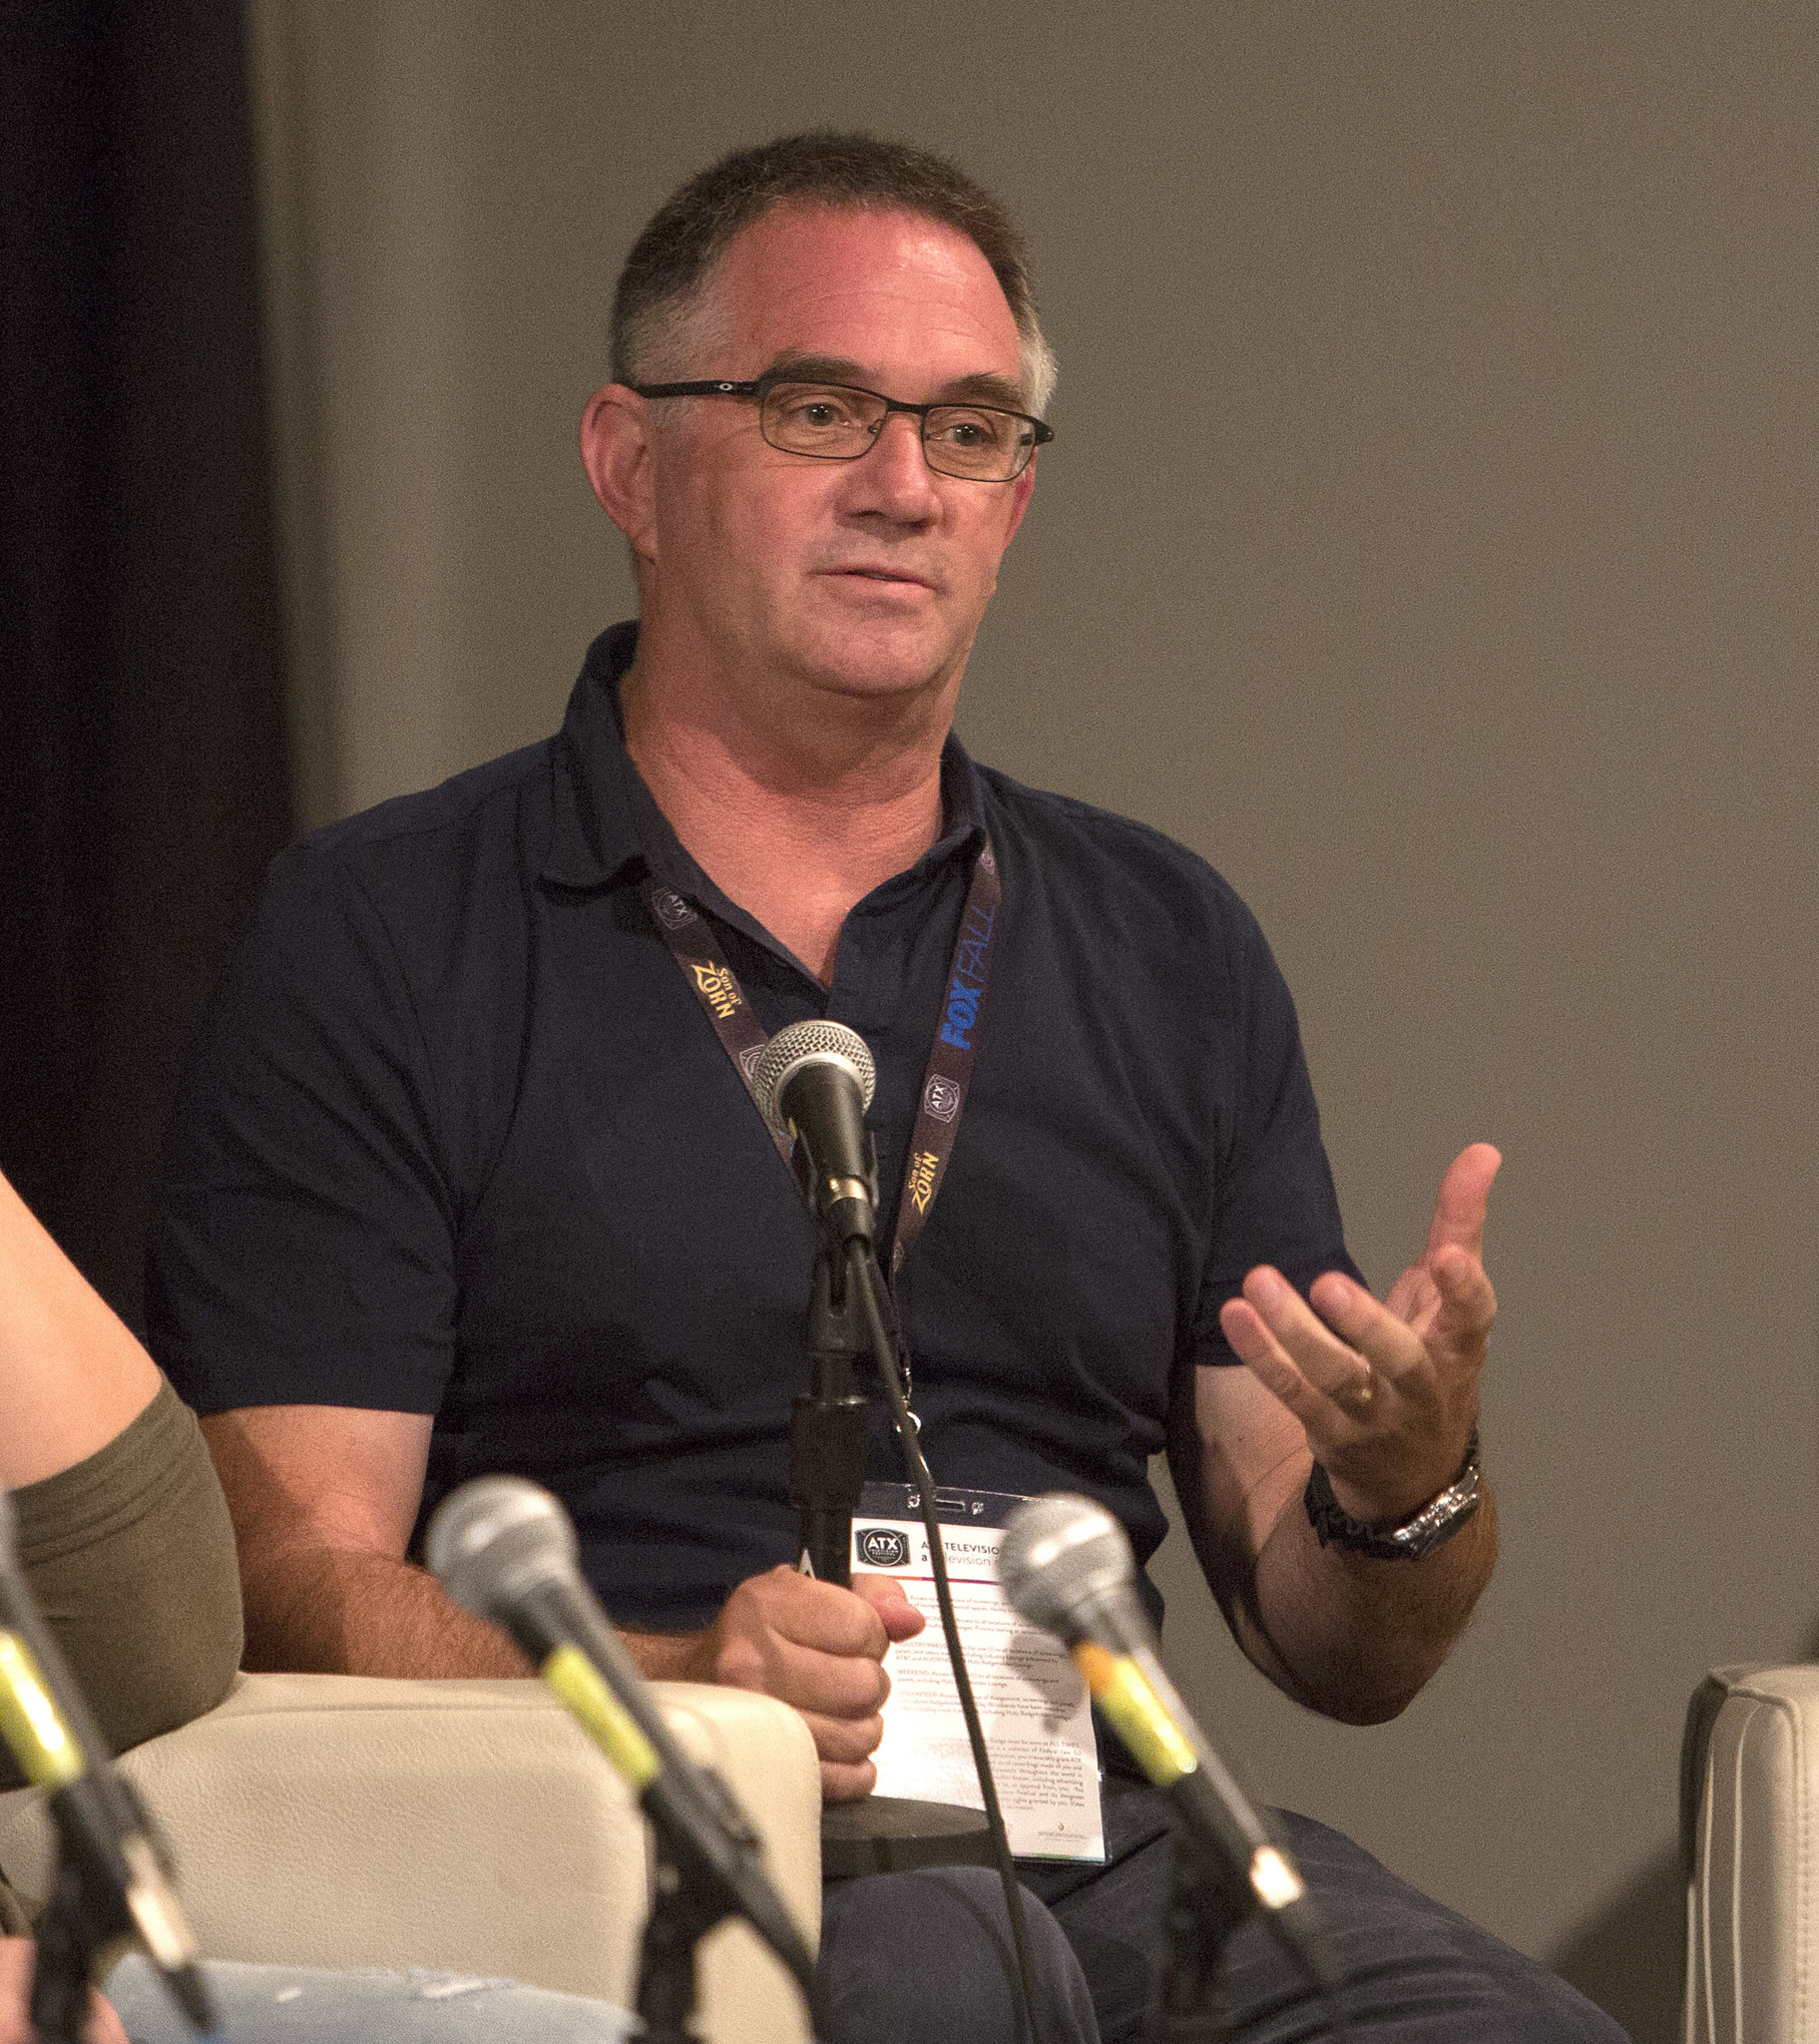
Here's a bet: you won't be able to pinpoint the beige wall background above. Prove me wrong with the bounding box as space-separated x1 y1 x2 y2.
244 2 1818 2029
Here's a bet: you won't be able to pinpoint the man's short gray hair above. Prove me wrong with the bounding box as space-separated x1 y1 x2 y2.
612 133 1058 416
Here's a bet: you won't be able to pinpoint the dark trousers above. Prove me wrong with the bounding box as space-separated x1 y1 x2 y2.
817 1783 1631 2044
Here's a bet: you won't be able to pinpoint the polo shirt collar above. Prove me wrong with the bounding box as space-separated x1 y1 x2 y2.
541 622 989 899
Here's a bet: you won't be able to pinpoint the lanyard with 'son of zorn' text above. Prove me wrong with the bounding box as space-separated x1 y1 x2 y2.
643 837 1001 1286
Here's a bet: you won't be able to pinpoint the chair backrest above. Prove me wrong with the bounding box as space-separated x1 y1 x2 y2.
1683 1664 1819 2044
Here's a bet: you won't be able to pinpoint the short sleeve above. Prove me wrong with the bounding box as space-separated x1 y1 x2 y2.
147 839 458 1416
1188 907 1362 1364
1 1379 242 1788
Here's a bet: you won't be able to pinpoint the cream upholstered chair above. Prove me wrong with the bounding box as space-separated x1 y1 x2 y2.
0 1672 821 2044
1682 1664 1819 2044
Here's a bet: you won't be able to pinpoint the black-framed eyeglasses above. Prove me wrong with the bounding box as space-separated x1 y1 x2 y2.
631 371 1054 482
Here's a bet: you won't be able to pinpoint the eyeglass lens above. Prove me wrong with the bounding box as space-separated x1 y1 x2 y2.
758 383 1036 480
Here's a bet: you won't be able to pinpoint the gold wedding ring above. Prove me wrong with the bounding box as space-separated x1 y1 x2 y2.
1335 1370 1376 1415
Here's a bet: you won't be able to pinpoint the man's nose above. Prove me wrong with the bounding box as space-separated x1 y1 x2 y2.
852 411 940 514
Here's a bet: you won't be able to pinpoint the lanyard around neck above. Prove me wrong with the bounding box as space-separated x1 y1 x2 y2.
644 838 1002 1278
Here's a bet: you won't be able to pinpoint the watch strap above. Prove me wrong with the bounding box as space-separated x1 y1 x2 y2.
1304 1427 1483 1561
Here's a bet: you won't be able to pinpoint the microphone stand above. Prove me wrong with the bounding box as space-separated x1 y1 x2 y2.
1151 1830 1354 2044
632 1735 825 2044
630 1692 831 2044
769 1078 1040 2035
791 1239 871 1587
0 1503 213 2044
29 1784 210 2044
789 1149 995 1881
30 1833 140 2044
1151 1830 1252 2043
30 1856 106 2044
633 1810 746 2044
28 1790 217 2044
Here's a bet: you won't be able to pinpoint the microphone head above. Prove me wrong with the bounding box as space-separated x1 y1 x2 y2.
425 1475 578 1621
999 1492 1137 1640
752 1019 876 1126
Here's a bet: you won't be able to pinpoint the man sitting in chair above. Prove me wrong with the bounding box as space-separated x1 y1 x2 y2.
150 132 1625 2043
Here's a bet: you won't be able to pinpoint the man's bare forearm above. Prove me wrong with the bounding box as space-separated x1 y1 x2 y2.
618 1627 715 1684
241 1541 722 1690
1227 1483 1498 1724
238 1544 531 1679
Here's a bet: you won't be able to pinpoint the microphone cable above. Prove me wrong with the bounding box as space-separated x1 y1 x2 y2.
757 1018 1049 2039
846 1237 1050 2044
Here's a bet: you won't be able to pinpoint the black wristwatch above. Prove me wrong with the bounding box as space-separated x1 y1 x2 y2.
1304 1428 1483 1561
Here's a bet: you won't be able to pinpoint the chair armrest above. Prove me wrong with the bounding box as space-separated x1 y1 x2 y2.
1682 1663 1819 2044
0 1673 820 2044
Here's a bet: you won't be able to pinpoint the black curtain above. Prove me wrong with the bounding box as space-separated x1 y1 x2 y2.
0 1 294 1332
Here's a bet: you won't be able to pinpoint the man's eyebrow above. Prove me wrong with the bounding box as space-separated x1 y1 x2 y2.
762 352 1029 411
936 370 1029 410
762 350 868 385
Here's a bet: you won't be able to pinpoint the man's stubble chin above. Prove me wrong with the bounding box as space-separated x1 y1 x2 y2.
755 586 978 711
787 623 977 715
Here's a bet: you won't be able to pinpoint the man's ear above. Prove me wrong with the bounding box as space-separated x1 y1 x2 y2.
580 385 657 560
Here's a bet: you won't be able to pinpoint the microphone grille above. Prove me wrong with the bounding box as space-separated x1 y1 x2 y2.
752 1019 877 1123
998 1492 1136 1638
424 1474 577 1620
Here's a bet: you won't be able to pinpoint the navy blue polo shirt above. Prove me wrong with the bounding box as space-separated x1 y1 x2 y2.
149 624 1358 1631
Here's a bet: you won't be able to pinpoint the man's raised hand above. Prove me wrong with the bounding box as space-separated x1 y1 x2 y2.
1218 1143 1501 1529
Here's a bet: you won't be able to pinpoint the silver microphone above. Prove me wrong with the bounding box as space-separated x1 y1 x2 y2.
752 1019 878 1243
1000 1492 1341 1999
424 1476 817 2003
